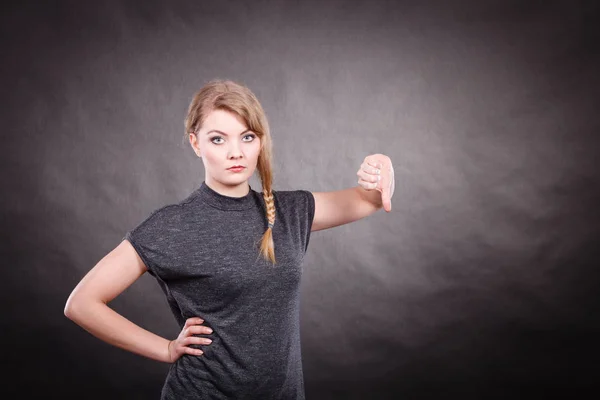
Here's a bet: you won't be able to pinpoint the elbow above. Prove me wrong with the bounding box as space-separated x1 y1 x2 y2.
64 294 79 320
64 293 97 321
64 290 109 322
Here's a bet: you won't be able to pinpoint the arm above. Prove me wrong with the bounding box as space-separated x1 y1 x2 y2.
64 240 171 363
311 187 382 232
311 154 395 232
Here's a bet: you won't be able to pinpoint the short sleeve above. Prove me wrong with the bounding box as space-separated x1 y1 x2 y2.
297 190 316 253
122 207 171 278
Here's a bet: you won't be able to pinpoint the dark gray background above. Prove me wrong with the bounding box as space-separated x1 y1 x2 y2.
2 0 599 398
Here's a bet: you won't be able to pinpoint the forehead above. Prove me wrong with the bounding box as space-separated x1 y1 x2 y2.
202 109 247 132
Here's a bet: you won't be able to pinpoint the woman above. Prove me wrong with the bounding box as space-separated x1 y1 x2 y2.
64 79 395 399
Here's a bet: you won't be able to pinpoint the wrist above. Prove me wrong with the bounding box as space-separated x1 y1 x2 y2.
356 185 383 209
164 339 173 364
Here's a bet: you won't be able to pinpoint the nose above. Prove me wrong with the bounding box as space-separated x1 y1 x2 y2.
227 141 243 159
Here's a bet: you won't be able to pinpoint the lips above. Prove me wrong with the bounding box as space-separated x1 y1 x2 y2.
228 166 245 170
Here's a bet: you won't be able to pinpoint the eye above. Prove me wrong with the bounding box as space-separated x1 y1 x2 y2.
210 134 256 145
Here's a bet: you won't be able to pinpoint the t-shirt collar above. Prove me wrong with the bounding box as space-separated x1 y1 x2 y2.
197 181 256 211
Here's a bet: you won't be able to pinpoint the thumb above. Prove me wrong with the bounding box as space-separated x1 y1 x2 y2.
377 162 392 212
381 179 391 212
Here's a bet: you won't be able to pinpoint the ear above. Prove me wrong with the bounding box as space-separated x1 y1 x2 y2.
189 132 201 157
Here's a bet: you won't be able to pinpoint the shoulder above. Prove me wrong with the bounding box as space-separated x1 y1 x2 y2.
271 189 315 221
131 192 199 233
272 188 313 205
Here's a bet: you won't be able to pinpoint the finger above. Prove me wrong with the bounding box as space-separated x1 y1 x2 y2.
184 317 204 328
190 325 214 335
366 157 384 170
184 336 212 345
358 178 378 191
367 160 382 170
381 183 391 212
185 347 203 356
364 155 380 167
379 163 392 212
388 163 395 199
357 168 379 184
362 162 381 176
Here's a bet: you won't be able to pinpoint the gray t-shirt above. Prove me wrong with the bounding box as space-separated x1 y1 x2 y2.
123 181 315 399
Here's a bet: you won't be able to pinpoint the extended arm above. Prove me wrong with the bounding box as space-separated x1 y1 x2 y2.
311 154 395 232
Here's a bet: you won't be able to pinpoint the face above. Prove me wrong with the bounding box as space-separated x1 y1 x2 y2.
190 109 261 195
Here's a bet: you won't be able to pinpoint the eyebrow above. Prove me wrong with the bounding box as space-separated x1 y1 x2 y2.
206 129 252 136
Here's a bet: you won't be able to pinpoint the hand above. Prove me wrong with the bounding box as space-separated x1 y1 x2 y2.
167 317 213 363
356 153 395 212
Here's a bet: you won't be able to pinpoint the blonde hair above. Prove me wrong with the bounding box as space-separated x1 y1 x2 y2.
184 79 276 264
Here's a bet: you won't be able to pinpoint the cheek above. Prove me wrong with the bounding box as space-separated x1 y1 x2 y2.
202 149 222 167
250 140 261 158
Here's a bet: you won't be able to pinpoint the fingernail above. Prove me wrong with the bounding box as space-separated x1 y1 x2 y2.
207 328 213 333
377 175 381 181
377 169 381 175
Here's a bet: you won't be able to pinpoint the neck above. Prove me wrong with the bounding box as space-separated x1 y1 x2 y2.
205 177 250 198
197 179 255 211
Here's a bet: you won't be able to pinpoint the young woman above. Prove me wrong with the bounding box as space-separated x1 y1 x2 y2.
64 79 395 399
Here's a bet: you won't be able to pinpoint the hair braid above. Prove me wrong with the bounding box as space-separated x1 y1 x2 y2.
259 189 276 263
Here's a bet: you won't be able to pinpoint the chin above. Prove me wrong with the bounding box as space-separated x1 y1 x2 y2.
222 173 249 185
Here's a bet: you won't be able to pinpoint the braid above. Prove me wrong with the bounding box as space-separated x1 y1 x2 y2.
263 189 276 228
258 189 277 265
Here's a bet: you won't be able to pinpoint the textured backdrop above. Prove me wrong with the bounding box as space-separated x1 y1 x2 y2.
2 0 599 398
